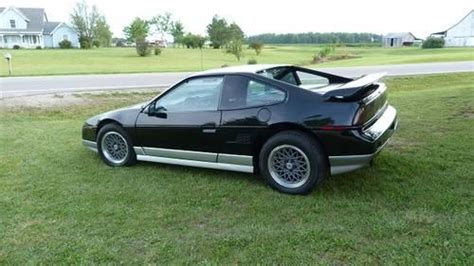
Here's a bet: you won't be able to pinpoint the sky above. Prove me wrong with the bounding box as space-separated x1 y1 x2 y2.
3 0 473 39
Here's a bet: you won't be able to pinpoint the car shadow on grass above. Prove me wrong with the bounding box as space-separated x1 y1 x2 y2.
136 161 263 185
135 157 397 197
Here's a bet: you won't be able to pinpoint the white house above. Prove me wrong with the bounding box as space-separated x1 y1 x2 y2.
431 10 474 47
0 6 79 48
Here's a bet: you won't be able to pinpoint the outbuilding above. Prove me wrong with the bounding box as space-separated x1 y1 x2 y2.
431 10 474 47
382 32 421 47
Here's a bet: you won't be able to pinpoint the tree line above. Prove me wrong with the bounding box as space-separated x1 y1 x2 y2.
247 32 382 44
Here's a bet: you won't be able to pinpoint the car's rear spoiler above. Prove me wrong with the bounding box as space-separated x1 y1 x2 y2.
324 72 387 101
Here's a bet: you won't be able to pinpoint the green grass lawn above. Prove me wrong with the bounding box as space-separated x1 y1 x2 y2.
1 46 473 76
1 73 473 263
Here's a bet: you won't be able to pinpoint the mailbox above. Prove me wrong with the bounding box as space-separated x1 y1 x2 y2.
4 52 12 75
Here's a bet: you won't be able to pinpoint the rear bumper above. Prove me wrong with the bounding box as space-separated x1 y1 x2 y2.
329 105 397 175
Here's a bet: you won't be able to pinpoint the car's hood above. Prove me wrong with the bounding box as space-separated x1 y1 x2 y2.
85 101 148 126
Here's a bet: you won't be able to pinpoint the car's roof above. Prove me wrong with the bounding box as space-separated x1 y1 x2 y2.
190 64 290 77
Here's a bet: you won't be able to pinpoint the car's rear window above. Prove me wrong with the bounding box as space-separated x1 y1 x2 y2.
258 67 329 89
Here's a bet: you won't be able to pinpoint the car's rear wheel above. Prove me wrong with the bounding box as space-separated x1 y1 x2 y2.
97 123 136 167
259 131 327 194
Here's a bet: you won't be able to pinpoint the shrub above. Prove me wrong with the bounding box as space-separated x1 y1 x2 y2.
182 34 206 49
13 45 21 49
249 42 263 55
92 40 101 48
36 46 42 49
318 46 334 58
79 36 92 49
248 58 257 64
154 47 161 55
312 45 336 63
135 38 151 56
58 40 72 49
422 37 445 49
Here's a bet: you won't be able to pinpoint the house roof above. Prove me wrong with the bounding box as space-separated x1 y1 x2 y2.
431 9 474 35
383 32 422 41
43 21 61 34
384 32 414 38
0 7 46 33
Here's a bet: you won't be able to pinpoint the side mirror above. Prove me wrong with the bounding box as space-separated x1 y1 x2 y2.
147 102 167 118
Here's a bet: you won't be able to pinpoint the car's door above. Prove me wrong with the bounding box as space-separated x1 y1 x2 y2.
219 75 287 156
135 76 224 161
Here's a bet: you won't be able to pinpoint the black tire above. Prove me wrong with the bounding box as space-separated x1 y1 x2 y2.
97 123 137 167
259 130 327 194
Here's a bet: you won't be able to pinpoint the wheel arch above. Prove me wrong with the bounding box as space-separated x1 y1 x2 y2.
96 119 123 141
252 122 330 173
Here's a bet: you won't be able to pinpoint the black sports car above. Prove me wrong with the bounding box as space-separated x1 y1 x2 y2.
82 65 397 194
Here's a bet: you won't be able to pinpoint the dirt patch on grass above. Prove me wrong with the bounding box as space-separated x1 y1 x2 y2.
0 89 159 109
312 54 361 64
0 93 93 108
459 108 474 119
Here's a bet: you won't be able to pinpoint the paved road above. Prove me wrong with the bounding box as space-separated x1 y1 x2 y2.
1 61 473 98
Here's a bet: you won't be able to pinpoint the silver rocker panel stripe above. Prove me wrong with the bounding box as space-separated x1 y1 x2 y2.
134 146 254 173
82 139 98 153
141 147 217 162
136 154 254 173
217 153 253 166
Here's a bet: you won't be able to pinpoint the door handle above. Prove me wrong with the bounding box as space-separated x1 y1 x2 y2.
202 128 216 133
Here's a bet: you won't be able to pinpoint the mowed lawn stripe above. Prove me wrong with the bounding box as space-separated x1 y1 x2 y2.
0 46 473 76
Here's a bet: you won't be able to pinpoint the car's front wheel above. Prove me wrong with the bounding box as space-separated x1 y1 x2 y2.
97 123 136 167
259 131 327 194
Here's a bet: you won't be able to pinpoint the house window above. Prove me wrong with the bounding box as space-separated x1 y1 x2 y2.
10 20 16 28
63 35 68 41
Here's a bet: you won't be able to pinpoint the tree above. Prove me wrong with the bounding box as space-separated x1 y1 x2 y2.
225 22 245 61
226 39 243 61
207 15 230 49
150 12 173 41
70 0 111 48
228 23 244 41
170 21 185 46
93 16 112 47
123 17 150 43
249 42 263 55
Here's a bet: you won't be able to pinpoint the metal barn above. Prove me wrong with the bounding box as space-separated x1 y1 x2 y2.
431 10 474 47
382 32 419 47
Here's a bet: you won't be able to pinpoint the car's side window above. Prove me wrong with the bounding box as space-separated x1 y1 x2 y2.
247 80 286 107
221 76 286 110
296 71 329 87
156 76 223 112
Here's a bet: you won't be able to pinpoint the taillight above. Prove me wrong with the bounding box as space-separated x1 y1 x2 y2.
353 106 366 125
